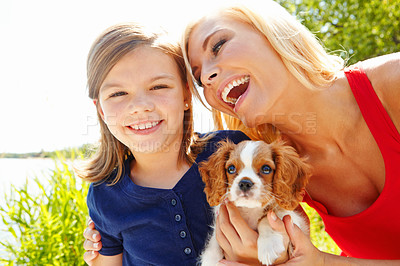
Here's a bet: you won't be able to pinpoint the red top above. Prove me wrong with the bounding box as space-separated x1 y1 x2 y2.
303 66 400 259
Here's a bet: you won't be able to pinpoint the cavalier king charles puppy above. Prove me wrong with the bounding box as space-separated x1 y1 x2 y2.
198 140 311 266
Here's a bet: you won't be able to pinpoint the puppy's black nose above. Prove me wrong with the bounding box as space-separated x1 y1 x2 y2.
239 179 254 192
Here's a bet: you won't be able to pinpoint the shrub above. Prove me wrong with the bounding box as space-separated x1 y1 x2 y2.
0 154 88 265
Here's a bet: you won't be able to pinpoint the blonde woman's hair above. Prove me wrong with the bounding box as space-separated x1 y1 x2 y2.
181 0 344 142
76 23 198 185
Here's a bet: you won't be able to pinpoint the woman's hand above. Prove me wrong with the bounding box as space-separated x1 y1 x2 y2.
83 218 102 265
216 201 294 266
279 215 324 265
216 200 260 265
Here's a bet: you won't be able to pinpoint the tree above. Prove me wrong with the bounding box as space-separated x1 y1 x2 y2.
278 0 400 64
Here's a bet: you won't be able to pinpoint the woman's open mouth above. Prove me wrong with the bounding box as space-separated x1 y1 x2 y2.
220 76 250 107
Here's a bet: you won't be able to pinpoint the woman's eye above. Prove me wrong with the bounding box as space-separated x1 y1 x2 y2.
227 165 236 174
109 91 127 98
261 165 272 174
212 39 226 55
195 76 203 87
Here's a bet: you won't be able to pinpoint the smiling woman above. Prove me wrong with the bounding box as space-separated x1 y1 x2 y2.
181 0 400 264
183 2 342 128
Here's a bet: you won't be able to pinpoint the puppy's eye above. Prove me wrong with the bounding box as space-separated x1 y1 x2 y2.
261 165 272 174
227 165 236 174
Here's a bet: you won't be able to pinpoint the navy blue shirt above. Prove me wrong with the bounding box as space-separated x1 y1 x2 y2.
87 130 249 265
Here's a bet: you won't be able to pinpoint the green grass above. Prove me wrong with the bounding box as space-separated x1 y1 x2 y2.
0 151 89 266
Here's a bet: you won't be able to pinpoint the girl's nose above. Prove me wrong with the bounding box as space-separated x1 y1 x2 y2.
128 95 155 114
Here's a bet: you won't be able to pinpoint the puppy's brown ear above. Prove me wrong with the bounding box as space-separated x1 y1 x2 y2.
271 142 311 210
199 140 235 206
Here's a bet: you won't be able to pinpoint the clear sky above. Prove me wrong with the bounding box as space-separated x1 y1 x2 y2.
0 0 214 153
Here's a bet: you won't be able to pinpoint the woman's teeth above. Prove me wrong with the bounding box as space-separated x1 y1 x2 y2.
131 121 160 130
221 76 249 104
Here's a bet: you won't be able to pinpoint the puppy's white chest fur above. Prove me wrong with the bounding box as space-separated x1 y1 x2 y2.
237 206 264 230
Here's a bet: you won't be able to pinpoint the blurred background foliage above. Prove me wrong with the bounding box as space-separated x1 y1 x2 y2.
278 0 400 65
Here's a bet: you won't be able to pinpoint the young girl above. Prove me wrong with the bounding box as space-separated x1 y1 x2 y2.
181 0 400 264
77 23 250 265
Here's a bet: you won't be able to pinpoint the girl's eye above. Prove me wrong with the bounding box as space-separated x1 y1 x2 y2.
109 91 127 98
261 165 272 174
151 85 168 90
227 165 236 175
212 39 226 55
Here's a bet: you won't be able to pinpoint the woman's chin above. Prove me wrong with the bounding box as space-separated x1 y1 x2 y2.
238 116 256 128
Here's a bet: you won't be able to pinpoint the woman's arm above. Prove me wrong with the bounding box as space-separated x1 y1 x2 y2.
280 215 400 266
217 204 400 265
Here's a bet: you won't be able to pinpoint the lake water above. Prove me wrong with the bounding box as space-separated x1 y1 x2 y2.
0 158 56 259
0 158 55 193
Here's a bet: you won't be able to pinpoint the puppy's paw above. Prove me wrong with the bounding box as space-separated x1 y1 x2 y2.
257 233 287 265
200 247 224 266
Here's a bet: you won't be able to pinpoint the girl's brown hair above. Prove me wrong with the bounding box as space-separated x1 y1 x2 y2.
76 23 198 185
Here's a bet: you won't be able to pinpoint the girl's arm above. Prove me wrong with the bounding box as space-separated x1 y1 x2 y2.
90 254 122 266
82 220 123 265
83 218 102 265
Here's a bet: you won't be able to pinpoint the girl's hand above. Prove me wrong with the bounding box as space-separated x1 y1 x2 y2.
83 218 102 265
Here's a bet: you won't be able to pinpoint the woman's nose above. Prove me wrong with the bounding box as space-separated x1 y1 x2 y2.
201 62 219 86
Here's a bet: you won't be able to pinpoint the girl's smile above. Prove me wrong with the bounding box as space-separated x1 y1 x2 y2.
126 120 163 135
128 120 161 131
